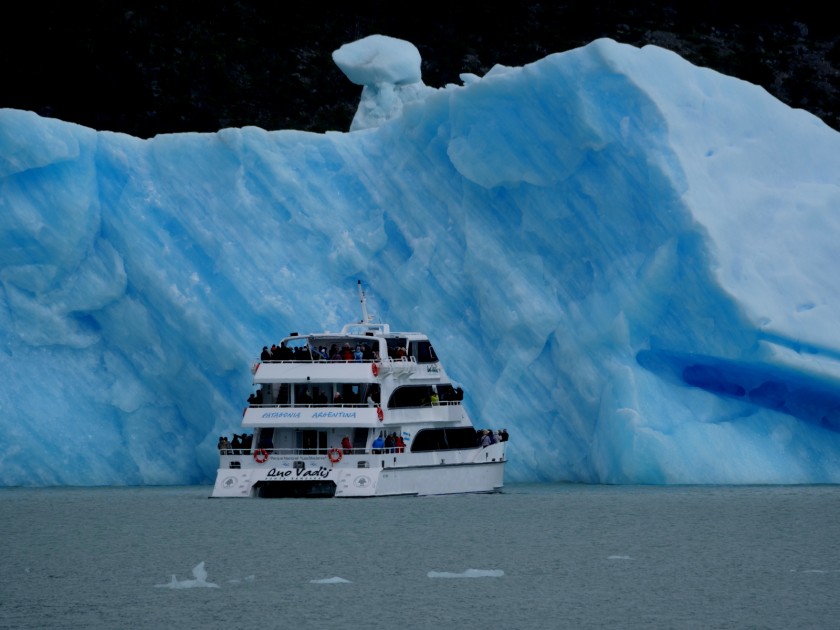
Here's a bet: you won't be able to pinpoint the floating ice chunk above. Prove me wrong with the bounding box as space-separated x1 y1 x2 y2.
227 575 256 584
310 576 351 584
154 561 219 588
427 569 504 578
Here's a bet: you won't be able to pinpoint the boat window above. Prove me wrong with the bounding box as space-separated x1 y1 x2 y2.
436 383 464 402
298 429 327 454
276 383 369 406
410 428 479 452
352 427 368 450
275 383 290 405
411 340 438 364
388 385 437 409
386 337 408 359
364 383 380 405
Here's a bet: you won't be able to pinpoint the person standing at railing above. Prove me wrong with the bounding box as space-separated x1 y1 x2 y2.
341 435 352 453
372 433 384 454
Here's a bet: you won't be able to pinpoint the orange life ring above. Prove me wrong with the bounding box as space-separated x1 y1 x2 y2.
372 362 379 377
254 449 269 463
328 448 343 463
377 407 384 422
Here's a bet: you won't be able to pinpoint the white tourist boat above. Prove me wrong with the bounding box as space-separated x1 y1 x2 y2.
211 282 508 498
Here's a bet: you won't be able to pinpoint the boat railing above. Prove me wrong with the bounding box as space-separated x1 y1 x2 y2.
246 400 460 410
248 402 374 409
219 447 406 456
256 358 378 365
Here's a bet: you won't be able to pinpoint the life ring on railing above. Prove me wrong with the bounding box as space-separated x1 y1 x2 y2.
328 448 343 463
372 362 379 377
254 449 269 463
377 407 384 422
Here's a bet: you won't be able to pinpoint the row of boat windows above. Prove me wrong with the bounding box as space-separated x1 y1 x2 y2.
248 383 464 408
220 427 500 454
261 337 438 364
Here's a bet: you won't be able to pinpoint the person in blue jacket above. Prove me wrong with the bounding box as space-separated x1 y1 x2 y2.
371 433 385 454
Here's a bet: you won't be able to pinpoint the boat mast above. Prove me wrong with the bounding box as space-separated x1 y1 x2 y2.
357 280 372 323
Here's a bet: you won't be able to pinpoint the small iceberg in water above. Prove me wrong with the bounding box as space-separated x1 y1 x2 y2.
155 561 220 589
227 574 256 584
310 576 351 584
427 569 504 579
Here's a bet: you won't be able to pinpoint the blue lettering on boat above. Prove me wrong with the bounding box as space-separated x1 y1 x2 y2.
312 411 357 418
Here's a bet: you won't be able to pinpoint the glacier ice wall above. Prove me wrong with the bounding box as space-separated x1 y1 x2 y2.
2 38 840 486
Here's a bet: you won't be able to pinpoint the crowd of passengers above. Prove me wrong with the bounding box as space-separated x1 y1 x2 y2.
246 383 463 407
247 385 379 406
217 433 252 454
261 342 378 362
478 428 509 446
217 428 509 454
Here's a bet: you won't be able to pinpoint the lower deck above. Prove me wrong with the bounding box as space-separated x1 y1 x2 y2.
211 442 507 498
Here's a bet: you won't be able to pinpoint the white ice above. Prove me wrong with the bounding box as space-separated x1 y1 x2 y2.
154 561 219 589
427 569 505 578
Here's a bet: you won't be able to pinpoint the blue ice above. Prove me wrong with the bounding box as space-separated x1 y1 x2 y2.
2 35 840 487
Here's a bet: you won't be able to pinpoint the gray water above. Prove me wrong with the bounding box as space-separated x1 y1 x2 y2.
1 483 839 629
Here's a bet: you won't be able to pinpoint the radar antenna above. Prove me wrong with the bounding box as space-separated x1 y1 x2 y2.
357 280 373 323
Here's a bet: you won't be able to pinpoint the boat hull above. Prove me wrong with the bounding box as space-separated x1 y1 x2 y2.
210 445 507 498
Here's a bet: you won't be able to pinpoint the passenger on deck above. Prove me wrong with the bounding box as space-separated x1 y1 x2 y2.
372 433 385 454
354 345 363 362
330 345 342 361
430 389 439 406
384 433 396 450
333 391 343 405
261 346 271 361
341 344 354 361
362 344 376 361
242 433 253 451
231 433 243 454
500 429 509 442
366 384 380 407
480 430 492 447
396 434 406 453
341 435 353 452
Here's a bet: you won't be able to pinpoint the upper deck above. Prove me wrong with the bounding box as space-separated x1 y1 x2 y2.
257 319 443 384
